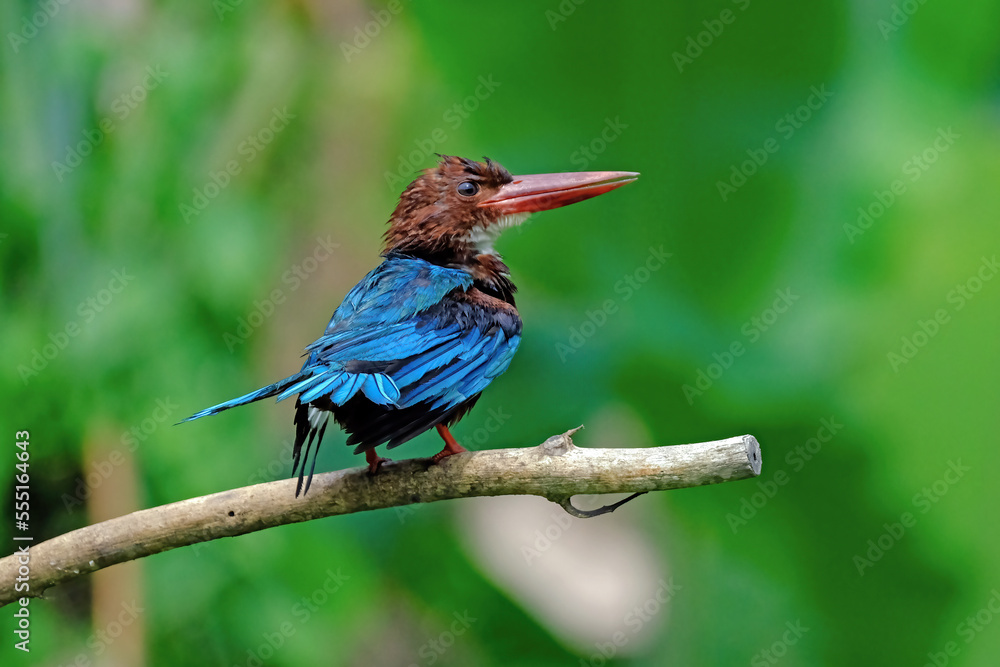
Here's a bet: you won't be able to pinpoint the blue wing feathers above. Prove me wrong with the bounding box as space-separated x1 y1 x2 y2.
183 255 521 437
180 374 309 422
330 373 366 405
302 256 520 416
297 373 346 404
396 336 490 408
325 256 472 330
391 343 463 388
275 373 322 402
362 374 400 405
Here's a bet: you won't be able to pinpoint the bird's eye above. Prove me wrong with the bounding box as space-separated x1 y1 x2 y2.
457 181 480 197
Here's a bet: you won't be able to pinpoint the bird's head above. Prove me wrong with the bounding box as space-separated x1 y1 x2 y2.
384 155 638 262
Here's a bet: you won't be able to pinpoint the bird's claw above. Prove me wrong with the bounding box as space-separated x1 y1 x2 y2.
365 449 391 475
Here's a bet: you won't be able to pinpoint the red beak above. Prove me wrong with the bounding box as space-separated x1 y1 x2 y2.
477 170 639 215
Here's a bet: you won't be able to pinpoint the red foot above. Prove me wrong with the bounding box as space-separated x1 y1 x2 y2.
431 424 467 463
365 448 390 475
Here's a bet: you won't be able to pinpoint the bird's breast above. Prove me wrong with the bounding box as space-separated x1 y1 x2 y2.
463 254 518 307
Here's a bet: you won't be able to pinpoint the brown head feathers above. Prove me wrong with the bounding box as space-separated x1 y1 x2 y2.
382 155 518 263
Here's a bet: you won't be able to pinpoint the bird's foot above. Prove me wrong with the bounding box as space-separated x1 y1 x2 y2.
430 445 467 463
431 424 468 463
365 448 391 475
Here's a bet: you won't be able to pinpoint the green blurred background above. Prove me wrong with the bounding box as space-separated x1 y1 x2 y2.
3 0 999 665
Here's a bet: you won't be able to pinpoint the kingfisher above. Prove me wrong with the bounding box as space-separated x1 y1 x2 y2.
184 155 638 495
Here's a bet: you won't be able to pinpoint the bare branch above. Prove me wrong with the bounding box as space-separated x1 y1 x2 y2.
0 430 761 607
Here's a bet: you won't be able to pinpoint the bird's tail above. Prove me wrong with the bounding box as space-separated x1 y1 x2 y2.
179 373 308 423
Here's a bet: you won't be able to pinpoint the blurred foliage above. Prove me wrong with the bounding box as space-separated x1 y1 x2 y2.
2 0 1000 665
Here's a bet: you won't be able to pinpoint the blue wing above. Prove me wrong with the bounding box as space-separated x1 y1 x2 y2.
183 255 520 427
284 255 522 422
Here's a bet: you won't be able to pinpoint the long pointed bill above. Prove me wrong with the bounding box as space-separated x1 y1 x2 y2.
477 170 639 215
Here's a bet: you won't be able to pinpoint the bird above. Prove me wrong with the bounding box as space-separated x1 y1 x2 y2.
183 155 638 495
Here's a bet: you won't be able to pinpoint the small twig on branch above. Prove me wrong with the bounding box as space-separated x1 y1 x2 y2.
0 430 761 607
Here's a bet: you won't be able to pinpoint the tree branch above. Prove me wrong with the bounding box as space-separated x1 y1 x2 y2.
1 430 761 607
